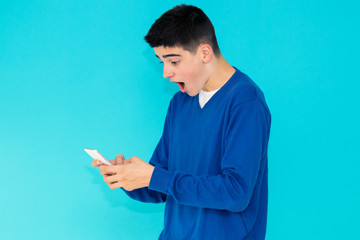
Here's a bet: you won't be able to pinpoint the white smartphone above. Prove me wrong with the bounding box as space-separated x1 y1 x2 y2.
84 148 112 166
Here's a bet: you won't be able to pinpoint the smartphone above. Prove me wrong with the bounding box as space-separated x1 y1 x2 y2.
84 148 112 166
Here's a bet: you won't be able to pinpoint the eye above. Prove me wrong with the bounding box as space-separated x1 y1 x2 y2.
171 61 179 65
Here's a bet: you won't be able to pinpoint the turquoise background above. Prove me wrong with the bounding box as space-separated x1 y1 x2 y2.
1 0 359 239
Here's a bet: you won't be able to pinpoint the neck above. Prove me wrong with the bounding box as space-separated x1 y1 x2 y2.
203 54 236 92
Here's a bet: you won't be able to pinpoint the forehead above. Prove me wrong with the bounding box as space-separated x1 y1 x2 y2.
154 46 192 58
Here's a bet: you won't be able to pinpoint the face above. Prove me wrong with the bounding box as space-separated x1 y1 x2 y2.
154 46 208 96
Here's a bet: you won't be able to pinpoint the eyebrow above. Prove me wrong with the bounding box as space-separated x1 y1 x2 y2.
155 54 182 58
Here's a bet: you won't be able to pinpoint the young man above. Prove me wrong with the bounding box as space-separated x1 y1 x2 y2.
92 4 271 239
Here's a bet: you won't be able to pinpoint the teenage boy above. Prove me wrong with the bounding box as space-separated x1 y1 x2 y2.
92 4 271 239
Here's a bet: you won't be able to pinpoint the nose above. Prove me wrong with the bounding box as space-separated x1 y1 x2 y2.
163 65 174 79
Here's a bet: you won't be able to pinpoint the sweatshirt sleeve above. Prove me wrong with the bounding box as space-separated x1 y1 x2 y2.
148 98 271 212
123 131 168 203
123 100 173 203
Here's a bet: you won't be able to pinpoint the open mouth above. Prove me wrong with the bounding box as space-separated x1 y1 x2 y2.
177 82 186 93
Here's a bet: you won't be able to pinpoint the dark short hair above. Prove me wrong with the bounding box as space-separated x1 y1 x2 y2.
144 4 220 56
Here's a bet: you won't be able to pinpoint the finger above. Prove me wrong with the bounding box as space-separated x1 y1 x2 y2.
91 159 101 167
109 154 125 165
108 181 123 190
109 159 121 165
115 154 125 165
104 174 116 183
103 173 122 183
99 165 116 175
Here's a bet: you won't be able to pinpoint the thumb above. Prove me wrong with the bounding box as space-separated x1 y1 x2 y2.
113 154 125 165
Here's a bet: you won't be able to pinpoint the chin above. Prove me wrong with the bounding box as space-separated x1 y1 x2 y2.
187 90 200 97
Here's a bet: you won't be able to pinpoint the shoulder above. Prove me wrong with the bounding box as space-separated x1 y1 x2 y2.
225 69 270 114
228 70 260 101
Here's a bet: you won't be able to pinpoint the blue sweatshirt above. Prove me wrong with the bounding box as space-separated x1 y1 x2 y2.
126 68 271 239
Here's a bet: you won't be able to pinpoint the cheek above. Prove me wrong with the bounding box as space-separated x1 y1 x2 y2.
183 71 198 83
181 62 203 84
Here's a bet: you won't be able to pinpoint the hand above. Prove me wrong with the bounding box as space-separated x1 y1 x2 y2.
91 154 125 167
93 155 155 191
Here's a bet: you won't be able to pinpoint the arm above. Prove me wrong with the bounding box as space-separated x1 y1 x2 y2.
122 131 169 203
148 99 271 212
99 98 270 211
123 186 167 203
95 146 167 203
123 100 173 203
97 101 173 203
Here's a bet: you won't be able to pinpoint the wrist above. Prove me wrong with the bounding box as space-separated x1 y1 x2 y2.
146 165 155 187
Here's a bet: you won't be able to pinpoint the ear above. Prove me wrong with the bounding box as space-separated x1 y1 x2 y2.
198 44 213 63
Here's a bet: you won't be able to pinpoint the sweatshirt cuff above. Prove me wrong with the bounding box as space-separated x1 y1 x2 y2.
149 166 172 194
